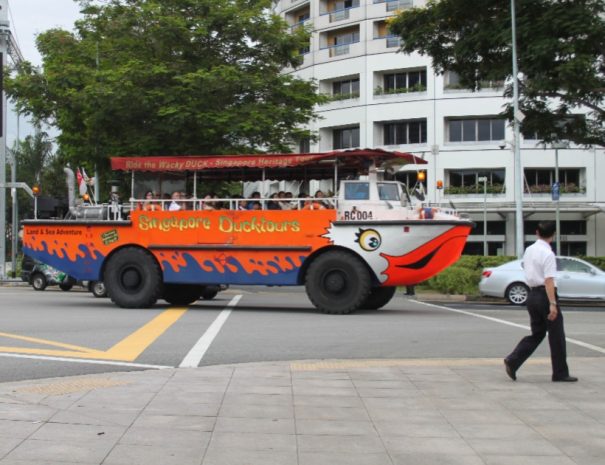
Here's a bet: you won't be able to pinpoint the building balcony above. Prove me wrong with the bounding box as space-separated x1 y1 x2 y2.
317 40 362 62
316 5 362 29
367 35 401 54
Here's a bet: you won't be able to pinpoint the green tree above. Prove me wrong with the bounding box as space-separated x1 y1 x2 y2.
5 0 321 178
389 0 605 146
10 131 66 218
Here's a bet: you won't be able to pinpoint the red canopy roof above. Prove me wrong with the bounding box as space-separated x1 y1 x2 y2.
110 149 426 172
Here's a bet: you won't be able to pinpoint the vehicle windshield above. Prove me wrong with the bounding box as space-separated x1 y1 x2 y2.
378 183 400 201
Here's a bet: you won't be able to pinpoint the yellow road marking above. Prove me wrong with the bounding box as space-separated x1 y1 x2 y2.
0 331 98 353
0 307 188 362
103 308 188 361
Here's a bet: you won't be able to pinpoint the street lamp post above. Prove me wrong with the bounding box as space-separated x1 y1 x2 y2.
551 141 568 255
510 0 524 258
478 176 488 256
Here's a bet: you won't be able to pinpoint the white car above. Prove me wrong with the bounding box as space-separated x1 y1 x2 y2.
479 257 605 305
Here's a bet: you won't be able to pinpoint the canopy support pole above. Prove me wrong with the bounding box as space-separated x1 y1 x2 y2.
193 171 197 210
130 171 135 208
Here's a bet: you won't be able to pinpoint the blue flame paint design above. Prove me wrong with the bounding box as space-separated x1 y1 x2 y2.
23 241 105 281
160 252 305 285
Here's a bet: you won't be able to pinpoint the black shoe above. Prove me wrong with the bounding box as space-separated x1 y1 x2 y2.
552 376 578 382
503 359 516 381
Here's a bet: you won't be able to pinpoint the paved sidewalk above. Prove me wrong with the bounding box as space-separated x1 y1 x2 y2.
0 357 603 465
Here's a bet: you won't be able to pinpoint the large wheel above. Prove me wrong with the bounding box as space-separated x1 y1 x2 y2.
59 282 73 291
104 247 163 308
505 282 529 306
305 250 372 314
200 285 220 301
163 284 203 306
362 286 397 310
31 272 47 291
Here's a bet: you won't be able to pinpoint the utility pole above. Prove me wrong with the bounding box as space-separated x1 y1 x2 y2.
0 0 9 278
0 0 24 279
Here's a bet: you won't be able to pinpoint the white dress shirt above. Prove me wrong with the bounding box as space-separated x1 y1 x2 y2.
523 239 557 287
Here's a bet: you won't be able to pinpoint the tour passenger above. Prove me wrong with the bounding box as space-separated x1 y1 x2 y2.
141 190 160 211
168 192 182 211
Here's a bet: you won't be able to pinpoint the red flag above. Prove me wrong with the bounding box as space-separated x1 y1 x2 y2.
77 168 87 196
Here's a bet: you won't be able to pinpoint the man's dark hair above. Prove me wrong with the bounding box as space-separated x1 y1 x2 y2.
537 221 556 239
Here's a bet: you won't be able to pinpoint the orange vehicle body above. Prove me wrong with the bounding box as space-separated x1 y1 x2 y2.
21 150 473 311
23 209 471 287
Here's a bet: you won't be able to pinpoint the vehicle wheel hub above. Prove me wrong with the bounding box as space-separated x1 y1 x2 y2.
324 270 346 293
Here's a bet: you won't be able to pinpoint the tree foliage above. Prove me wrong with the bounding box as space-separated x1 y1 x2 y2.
5 0 321 176
389 0 605 146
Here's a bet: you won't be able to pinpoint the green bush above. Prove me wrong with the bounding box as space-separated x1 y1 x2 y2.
427 266 478 295
579 257 605 271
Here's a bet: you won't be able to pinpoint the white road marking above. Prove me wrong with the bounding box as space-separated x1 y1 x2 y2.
417 300 605 355
0 352 170 369
179 294 242 368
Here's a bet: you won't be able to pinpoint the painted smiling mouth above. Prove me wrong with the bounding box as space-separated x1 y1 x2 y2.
393 234 470 270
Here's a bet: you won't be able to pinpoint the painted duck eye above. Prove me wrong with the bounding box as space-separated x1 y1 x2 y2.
355 228 382 252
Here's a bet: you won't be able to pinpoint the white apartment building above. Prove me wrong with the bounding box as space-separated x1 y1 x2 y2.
274 0 605 256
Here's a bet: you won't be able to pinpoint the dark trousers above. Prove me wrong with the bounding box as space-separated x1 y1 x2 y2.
506 287 569 379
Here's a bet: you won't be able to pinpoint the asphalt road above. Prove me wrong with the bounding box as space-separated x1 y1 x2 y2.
1 286 604 383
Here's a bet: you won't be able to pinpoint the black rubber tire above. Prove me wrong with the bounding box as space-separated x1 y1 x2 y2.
31 273 47 291
59 282 73 291
104 247 163 308
505 282 529 306
200 285 220 301
305 250 372 314
163 284 203 306
362 286 397 310
90 281 108 298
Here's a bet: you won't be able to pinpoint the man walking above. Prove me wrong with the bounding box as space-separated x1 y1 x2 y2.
504 221 577 382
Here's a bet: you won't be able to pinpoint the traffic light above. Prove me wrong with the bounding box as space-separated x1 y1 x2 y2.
436 180 443 189
32 185 41 197
417 171 426 182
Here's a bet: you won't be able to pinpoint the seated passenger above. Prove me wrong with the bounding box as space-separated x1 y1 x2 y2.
168 192 182 211
303 191 327 210
250 201 262 211
141 191 160 211
267 193 281 210
418 204 436 219
246 191 262 210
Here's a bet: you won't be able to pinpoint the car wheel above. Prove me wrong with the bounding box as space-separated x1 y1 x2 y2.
305 250 371 314
361 286 397 310
31 273 47 291
505 282 529 305
59 282 73 291
200 285 220 301
90 281 108 298
104 247 163 308
163 284 203 306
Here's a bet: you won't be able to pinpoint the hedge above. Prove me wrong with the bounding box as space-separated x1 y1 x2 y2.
423 255 605 295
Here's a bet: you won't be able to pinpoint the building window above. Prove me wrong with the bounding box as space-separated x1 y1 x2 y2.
384 0 413 12
444 71 503 91
377 69 427 94
448 118 505 143
384 119 427 145
299 138 311 153
525 220 586 236
333 78 360 99
470 221 506 236
333 126 360 149
463 242 505 256
326 27 360 57
445 169 505 194
524 168 583 194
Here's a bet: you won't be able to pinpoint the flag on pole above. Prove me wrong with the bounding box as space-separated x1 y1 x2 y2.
77 168 87 196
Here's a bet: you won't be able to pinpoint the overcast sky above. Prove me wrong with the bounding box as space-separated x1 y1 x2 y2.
8 0 82 65
6 0 82 144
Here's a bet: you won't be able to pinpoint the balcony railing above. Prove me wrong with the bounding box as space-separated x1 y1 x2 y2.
374 34 401 48
320 4 360 23
373 0 413 12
